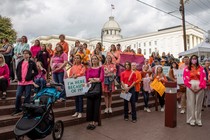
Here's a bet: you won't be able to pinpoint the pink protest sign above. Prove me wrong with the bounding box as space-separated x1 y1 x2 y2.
119 54 145 71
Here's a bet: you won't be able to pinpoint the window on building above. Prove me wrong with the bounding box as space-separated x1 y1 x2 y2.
139 43 141 47
149 48 152 54
144 42 146 47
149 42 151 46
134 44 136 48
154 41 157 45
144 49 146 55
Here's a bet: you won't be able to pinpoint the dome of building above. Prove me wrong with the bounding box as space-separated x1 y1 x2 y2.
102 16 122 40
103 16 121 30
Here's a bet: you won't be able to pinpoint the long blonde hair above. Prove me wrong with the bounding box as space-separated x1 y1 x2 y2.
0 54 5 67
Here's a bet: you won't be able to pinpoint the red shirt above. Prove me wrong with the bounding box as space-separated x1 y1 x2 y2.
121 70 136 86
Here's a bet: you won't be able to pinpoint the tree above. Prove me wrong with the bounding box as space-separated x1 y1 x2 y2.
0 15 17 44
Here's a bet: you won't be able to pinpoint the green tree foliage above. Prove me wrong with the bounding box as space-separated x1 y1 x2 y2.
0 15 17 45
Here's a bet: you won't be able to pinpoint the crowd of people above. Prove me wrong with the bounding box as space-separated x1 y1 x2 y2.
0 34 209 130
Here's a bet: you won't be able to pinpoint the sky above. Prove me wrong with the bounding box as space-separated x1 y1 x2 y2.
0 0 210 40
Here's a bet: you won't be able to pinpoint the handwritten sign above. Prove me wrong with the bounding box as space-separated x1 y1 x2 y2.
154 65 170 76
162 66 170 76
64 76 86 97
176 69 184 84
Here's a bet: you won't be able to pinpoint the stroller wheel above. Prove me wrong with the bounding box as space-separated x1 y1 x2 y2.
52 120 64 140
15 135 24 140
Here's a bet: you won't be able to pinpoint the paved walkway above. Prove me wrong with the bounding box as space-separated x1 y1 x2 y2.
41 107 210 140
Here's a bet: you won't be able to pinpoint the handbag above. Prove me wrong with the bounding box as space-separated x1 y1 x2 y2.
85 82 102 97
108 75 115 82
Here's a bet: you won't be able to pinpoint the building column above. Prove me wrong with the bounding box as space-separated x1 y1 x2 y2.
193 36 197 47
189 35 193 49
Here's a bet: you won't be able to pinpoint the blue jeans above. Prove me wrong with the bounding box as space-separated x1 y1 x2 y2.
34 78 46 92
15 85 32 111
53 72 66 98
124 87 137 120
75 95 83 113
142 90 150 108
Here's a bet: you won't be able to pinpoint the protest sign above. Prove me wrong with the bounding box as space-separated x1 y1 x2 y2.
176 69 184 84
150 79 166 97
119 54 145 71
64 76 86 97
162 66 170 76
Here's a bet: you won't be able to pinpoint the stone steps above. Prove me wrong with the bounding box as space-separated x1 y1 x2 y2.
0 101 156 139
0 83 156 139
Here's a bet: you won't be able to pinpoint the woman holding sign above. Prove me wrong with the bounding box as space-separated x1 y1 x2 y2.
69 55 86 118
120 61 137 123
153 66 167 112
183 55 206 126
85 55 104 130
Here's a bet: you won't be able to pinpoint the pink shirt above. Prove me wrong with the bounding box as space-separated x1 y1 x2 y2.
0 64 10 85
18 61 34 85
183 65 206 89
51 53 68 73
30 46 41 58
35 69 46 80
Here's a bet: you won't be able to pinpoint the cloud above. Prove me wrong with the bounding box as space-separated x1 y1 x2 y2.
0 0 209 41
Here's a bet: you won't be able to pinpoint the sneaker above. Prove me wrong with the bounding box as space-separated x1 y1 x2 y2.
180 109 185 114
72 112 78 117
124 118 129 121
1 92 7 100
108 108 112 113
90 125 96 130
57 98 65 102
12 79 18 83
177 104 181 109
77 113 82 118
104 108 109 113
190 122 195 126
11 110 22 116
86 124 92 130
144 107 147 111
131 120 137 123
160 107 164 112
146 108 151 113
196 122 202 127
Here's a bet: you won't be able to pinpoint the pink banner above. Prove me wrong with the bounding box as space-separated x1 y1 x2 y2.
119 54 145 71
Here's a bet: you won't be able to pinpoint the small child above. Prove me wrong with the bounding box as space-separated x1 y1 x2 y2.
34 61 47 93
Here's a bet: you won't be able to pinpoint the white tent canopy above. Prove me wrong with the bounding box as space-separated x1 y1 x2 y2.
178 41 210 58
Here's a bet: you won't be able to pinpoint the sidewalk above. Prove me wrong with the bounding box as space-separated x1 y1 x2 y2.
43 107 210 140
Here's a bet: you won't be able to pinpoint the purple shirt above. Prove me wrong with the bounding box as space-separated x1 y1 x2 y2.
86 67 104 83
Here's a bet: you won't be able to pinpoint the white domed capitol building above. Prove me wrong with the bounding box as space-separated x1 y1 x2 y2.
33 16 205 58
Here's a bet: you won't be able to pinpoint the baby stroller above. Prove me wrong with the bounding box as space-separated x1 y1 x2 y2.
14 83 64 140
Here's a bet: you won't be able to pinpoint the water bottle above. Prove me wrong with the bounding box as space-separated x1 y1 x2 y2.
35 98 40 106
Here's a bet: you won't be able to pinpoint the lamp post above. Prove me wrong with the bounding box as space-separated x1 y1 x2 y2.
180 0 187 51
101 29 104 46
